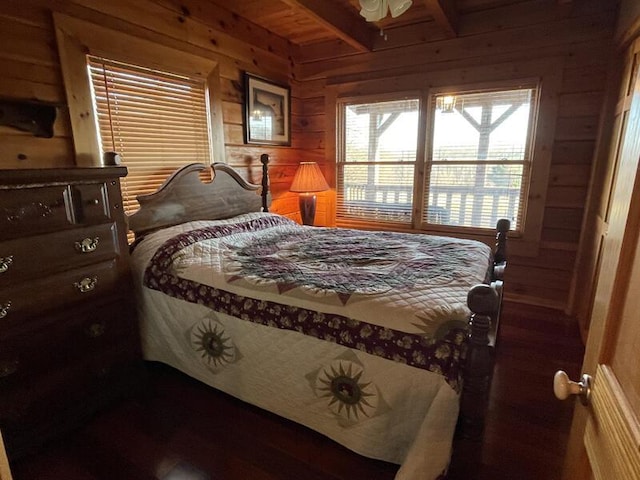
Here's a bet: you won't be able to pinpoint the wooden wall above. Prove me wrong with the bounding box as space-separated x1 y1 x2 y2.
0 0 620 312
292 0 618 311
0 0 312 221
569 0 640 340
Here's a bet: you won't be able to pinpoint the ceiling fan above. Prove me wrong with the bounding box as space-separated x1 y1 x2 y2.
359 0 413 22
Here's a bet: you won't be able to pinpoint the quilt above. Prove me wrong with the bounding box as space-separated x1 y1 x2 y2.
130 212 492 479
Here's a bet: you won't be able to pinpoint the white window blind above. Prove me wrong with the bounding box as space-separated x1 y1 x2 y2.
425 88 535 230
88 55 212 215
338 98 419 224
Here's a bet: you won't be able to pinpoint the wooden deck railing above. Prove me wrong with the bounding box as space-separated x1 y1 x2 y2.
340 183 519 227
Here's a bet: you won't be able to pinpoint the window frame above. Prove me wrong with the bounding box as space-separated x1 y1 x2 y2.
418 80 540 236
330 67 559 257
54 13 225 167
336 81 539 235
336 91 426 229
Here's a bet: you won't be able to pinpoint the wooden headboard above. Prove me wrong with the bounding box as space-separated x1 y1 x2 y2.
127 154 271 238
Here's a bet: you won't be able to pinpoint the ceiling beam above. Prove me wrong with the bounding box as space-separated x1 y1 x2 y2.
424 0 458 38
281 0 374 52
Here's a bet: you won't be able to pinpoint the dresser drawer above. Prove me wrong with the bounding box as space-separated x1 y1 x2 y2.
0 223 119 287
71 183 111 224
0 185 73 240
0 183 112 241
0 301 136 386
0 259 120 327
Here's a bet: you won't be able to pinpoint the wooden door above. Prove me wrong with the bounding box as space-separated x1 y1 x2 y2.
561 37 640 480
0 430 12 480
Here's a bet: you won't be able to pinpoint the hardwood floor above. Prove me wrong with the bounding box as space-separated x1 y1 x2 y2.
9 301 584 480
447 302 584 480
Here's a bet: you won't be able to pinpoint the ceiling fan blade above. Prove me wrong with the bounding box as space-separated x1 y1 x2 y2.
359 0 389 22
388 0 412 18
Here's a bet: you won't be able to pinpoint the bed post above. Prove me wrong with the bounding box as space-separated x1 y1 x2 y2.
260 154 270 213
458 218 509 439
490 218 510 344
459 284 499 439
493 218 510 278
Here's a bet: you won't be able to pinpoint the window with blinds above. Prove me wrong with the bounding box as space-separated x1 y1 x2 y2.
87 55 212 216
338 98 419 224
336 86 537 233
425 88 535 230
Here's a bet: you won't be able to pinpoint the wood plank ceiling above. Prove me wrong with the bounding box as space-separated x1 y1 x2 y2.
203 0 550 54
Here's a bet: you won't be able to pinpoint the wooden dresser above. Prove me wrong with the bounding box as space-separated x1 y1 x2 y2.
0 167 142 459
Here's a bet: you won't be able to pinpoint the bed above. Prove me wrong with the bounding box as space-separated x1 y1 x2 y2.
127 155 508 480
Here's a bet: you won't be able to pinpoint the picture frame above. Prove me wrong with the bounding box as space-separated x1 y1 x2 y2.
244 73 291 146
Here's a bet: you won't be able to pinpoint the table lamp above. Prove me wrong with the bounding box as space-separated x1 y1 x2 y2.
290 162 329 226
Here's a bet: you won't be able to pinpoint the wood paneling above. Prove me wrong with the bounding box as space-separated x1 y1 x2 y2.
291 0 616 312
296 11 616 79
0 136 73 168
155 0 293 61
0 0 620 308
552 140 597 165
0 4 73 168
0 0 303 217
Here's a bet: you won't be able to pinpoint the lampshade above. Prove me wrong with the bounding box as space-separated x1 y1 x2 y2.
290 162 329 193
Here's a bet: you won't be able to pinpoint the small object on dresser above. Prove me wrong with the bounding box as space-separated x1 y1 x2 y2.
103 151 121 165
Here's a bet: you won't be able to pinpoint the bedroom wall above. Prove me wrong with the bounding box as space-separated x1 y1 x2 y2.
0 0 320 222
291 0 618 312
0 0 619 312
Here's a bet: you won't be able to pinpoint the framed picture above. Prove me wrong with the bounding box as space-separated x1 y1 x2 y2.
244 73 291 146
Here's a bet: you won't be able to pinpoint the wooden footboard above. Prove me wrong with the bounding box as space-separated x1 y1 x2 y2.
458 218 510 439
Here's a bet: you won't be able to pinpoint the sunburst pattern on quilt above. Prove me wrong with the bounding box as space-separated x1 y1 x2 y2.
306 350 390 426
188 314 240 372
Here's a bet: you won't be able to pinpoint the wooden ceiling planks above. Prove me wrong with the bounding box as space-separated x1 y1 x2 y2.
281 0 375 50
424 0 458 37
202 0 578 66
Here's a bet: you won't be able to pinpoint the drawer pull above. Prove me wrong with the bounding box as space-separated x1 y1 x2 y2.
74 276 98 293
0 256 13 273
0 301 11 319
0 360 18 378
86 321 106 338
75 237 99 253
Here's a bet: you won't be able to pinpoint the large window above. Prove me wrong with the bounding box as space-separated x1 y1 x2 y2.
88 56 213 215
425 88 535 230
337 85 538 233
338 98 419 223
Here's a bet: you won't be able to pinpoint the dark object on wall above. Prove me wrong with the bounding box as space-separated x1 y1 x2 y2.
0 99 57 138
